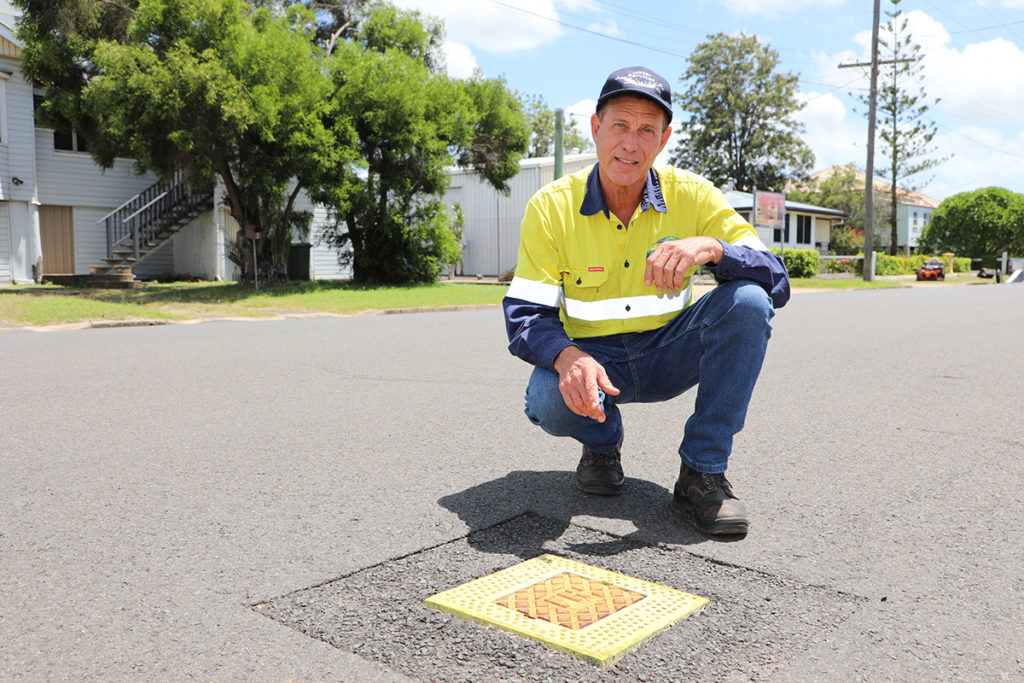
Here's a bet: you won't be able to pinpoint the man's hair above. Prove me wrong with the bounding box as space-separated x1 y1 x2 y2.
595 94 671 133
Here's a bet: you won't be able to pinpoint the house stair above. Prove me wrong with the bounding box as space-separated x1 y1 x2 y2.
50 170 214 289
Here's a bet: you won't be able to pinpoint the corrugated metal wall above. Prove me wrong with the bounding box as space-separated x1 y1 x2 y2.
449 154 597 277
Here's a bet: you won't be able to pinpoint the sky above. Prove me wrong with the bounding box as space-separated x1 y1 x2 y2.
391 0 1024 202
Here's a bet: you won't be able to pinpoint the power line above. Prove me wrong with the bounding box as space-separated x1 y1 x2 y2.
970 0 1024 44
486 0 691 59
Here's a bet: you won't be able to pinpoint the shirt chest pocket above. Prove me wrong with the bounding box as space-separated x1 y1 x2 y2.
564 265 608 300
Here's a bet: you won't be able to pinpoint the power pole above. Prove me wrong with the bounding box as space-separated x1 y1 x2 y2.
840 0 915 281
839 0 882 281
554 108 565 179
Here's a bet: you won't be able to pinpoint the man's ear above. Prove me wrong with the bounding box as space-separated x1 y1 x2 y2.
591 112 601 141
658 125 673 154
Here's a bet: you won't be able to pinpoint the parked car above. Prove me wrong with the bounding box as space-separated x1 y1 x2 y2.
916 257 945 281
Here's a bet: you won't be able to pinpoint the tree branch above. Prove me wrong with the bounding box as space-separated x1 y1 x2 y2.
99 0 136 15
326 21 351 56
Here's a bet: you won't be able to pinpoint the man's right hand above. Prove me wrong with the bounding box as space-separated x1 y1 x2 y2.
553 346 621 422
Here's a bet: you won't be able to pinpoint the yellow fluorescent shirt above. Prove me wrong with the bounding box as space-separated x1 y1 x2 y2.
507 164 768 339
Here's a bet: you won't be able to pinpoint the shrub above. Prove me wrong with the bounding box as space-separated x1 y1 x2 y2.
771 248 820 278
824 257 860 275
831 226 865 256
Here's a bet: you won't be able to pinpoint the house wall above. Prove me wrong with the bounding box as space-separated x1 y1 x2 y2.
446 154 597 277
308 204 351 280
0 200 11 282
1 44 43 283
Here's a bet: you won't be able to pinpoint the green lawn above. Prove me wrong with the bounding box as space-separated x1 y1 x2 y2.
0 275 966 327
0 281 508 327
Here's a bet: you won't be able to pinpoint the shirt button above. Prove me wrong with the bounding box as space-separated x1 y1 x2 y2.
617 224 623 230
624 260 630 268
625 305 631 312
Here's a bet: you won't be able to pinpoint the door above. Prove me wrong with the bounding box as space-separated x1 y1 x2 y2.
39 205 75 275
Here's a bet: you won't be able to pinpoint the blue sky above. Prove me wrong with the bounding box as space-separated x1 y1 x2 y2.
394 0 1024 201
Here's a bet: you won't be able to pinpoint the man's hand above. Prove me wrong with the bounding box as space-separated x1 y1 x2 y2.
644 236 724 293
553 346 620 422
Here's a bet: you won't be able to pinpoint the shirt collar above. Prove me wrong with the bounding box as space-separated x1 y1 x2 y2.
579 163 668 218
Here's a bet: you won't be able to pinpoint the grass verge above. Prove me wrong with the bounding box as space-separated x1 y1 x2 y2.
0 281 507 327
0 275 979 328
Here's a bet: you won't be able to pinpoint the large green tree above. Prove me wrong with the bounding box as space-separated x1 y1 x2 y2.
863 0 946 255
17 0 529 285
17 0 351 282
521 94 591 158
918 187 1024 257
671 32 814 192
317 3 529 283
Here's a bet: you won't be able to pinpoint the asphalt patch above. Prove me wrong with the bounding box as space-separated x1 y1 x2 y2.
254 513 865 681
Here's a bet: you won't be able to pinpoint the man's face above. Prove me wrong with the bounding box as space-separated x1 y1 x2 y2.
591 96 672 196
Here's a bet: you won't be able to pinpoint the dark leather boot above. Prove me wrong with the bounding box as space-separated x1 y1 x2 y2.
673 462 748 535
575 445 624 496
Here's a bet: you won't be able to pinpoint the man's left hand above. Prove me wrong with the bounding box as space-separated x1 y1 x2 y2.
644 236 723 293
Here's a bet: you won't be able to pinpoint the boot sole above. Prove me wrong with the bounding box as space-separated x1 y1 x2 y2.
575 477 624 496
672 494 748 535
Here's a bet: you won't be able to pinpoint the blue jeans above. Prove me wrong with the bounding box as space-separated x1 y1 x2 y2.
523 280 774 474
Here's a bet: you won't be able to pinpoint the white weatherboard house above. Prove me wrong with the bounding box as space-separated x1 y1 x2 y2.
723 190 848 253
0 3 349 286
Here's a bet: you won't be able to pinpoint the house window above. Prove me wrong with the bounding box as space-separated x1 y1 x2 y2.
773 214 790 244
54 128 90 153
34 91 90 152
796 215 812 244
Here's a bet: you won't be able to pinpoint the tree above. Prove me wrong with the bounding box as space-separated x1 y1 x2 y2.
670 32 814 192
18 0 529 285
521 94 591 158
862 0 946 255
17 0 352 282
316 3 529 283
918 187 1024 258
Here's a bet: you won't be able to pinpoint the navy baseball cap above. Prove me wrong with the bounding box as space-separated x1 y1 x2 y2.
597 66 673 124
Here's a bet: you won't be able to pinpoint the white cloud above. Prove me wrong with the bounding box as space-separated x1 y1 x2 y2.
720 0 844 17
394 0 564 53
442 41 478 79
585 19 620 36
564 97 596 126
796 91 864 171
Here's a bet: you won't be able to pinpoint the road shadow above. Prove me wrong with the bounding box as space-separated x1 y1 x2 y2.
438 469 744 560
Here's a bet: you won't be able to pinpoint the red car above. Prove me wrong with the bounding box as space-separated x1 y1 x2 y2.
916 258 945 281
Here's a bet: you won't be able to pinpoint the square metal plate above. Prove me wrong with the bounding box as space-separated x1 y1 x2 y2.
425 553 708 669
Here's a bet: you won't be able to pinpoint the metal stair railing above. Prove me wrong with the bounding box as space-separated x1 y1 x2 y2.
97 170 214 261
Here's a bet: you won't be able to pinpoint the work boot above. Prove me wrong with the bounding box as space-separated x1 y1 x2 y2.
575 444 624 496
673 462 748 535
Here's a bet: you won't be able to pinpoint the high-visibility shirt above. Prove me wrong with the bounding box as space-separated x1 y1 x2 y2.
503 163 789 370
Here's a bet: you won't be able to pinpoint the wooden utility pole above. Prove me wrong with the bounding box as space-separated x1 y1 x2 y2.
839 0 916 281
840 0 881 281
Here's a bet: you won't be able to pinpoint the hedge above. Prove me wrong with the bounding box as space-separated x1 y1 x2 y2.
767 250 972 277
875 254 972 275
769 248 820 278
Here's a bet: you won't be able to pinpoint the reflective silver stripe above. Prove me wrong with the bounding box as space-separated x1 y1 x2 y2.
506 276 563 307
563 283 692 321
731 233 770 251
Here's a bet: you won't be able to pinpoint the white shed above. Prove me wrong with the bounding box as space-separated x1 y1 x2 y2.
444 153 598 277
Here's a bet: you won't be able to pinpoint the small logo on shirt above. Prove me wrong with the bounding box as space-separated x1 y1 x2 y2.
646 236 679 258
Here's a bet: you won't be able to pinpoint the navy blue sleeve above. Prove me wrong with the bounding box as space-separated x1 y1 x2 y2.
503 296 576 370
708 241 791 309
